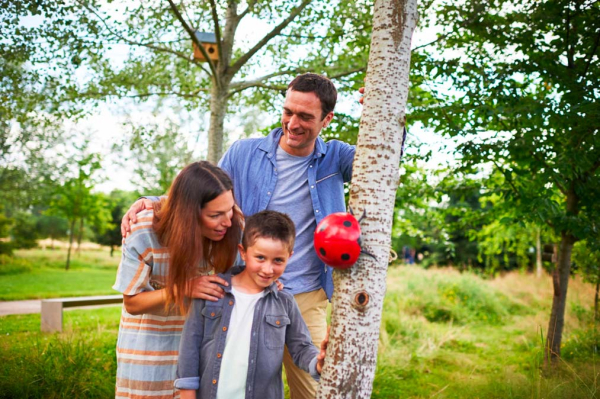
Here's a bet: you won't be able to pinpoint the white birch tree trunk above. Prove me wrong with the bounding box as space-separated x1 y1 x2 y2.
316 0 418 397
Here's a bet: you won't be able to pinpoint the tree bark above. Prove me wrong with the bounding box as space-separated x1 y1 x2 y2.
595 279 599 322
316 0 417 397
544 187 579 365
66 218 76 270
76 217 84 254
536 227 543 278
545 232 575 364
207 82 230 164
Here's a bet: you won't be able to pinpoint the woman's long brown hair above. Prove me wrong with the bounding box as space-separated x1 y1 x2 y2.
153 161 243 314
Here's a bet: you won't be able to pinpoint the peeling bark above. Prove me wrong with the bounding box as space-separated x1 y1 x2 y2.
316 0 418 397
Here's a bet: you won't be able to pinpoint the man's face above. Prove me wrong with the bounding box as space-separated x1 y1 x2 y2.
280 90 334 157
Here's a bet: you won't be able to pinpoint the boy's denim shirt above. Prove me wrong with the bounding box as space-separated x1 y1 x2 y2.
174 267 320 399
218 128 355 300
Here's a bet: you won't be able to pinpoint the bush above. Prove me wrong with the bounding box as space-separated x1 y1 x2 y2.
0 333 116 399
0 254 32 275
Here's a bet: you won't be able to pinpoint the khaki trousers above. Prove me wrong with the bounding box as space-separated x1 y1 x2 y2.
283 288 328 399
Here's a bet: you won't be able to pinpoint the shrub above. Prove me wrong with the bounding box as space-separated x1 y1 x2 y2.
0 254 33 275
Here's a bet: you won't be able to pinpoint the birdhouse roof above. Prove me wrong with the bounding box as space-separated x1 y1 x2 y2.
194 31 217 44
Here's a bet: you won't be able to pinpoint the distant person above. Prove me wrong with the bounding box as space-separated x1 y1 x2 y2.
113 161 243 398
175 210 328 399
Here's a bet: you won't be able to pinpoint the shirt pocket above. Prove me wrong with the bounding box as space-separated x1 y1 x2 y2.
264 315 291 349
201 306 222 339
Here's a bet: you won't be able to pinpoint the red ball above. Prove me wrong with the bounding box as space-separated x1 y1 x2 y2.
314 212 362 269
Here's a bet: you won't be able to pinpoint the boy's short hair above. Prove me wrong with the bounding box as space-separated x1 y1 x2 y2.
242 210 296 252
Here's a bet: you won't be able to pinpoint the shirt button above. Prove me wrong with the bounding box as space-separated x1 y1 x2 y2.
222 326 227 331
309 165 313 168
210 312 215 317
217 353 222 358
276 320 281 325
310 185 314 189
267 191 271 195
316 210 320 213
229 300 234 306
212 379 217 384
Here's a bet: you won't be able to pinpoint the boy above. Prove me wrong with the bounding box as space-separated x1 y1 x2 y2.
175 210 328 399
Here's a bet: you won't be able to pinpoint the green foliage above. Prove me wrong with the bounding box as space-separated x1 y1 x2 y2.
35 214 70 243
0 254 33 276
96 190 138 254
572 240 600 287
116 121 195 194
11 211 39 249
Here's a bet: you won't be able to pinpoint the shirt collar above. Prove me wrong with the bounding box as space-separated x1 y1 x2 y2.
220 266 279 298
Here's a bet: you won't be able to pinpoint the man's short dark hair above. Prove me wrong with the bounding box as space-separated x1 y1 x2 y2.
242 211 296 252
288 73 337 120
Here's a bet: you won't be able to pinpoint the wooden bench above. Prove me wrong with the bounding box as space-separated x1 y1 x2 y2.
41 295 123 332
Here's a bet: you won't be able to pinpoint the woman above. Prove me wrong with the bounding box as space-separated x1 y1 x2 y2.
112 161 243 399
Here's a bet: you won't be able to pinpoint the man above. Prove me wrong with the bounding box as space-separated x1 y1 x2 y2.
122 73 355 398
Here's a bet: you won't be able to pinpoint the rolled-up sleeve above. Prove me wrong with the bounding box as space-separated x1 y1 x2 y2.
175 299 206 389
283 294 320 380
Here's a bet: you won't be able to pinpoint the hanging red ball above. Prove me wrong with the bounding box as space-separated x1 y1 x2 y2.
314 212 362 269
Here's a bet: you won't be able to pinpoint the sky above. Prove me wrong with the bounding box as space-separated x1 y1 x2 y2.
50 3 453 194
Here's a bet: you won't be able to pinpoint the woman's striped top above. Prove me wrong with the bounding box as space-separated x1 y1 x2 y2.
113 209 205 399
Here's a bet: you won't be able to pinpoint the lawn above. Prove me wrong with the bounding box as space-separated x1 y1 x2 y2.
0 249 598 398
0 247 121 300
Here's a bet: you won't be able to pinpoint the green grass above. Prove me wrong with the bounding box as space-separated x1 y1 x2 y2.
0 248 120 300
0 307 121 399
372 266 599 398
0 250 598 398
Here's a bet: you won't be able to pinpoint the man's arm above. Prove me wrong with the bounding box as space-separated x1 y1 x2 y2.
120 196 162 237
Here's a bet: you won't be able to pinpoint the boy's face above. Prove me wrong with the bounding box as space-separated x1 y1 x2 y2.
238 238 292 293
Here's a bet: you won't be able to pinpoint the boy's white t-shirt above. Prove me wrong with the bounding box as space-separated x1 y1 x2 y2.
216 286 265 399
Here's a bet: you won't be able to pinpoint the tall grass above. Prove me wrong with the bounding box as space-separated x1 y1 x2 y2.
373 266 599 398
0 307 120 399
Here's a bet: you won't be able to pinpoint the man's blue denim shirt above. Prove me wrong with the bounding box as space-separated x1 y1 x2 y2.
174 267 320 399
218 128 355 299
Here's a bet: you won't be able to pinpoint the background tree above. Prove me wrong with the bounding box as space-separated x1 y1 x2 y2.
317 0 418 396
416 0 600 364
116 120 195 194
96 190 138 256
47 151 104 270
6 0 372 163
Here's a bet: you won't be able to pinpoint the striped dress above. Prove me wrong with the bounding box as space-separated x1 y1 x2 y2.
113 210 204 399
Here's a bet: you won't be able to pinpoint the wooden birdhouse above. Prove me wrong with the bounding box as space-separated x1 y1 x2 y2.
193 31 219 63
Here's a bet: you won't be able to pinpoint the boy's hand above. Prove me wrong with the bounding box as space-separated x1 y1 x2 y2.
186 275 228 301
359 86 365 104
316 326 331 374
121 198 154 237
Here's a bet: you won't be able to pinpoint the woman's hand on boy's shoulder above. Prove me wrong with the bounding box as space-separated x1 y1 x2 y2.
186 275 228 301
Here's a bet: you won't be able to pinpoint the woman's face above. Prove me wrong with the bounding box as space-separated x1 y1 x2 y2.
200 190 235 241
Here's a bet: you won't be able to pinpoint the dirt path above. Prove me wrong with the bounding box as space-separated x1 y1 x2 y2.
0 300 121 316
0 300 42 316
